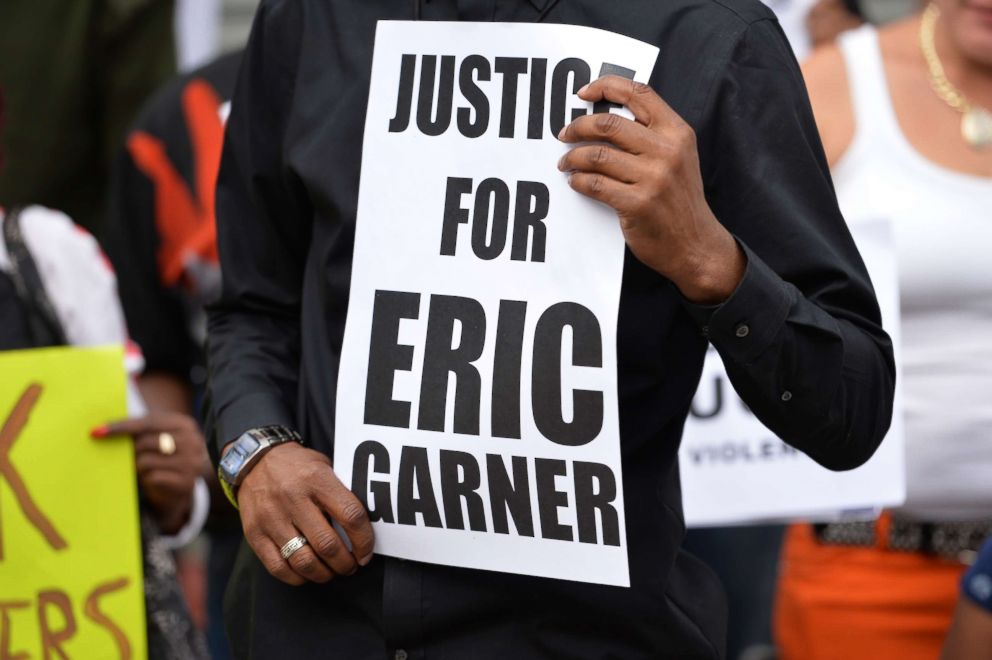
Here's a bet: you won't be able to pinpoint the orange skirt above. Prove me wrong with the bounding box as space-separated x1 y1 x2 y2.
775 521 966 660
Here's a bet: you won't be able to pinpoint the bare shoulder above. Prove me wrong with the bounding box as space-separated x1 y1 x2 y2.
876 15 920 61
801 43 854 168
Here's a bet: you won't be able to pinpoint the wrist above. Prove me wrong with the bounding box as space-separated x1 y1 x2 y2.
673 229 746 305
218 425 302 508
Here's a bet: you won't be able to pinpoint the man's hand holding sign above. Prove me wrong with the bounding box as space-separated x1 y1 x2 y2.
235 72 745 588
235 442 373 585
558 77 746 305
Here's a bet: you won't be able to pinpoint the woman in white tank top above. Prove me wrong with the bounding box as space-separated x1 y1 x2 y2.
775 3 992 658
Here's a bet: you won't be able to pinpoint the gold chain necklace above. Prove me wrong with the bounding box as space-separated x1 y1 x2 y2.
919 3 992 150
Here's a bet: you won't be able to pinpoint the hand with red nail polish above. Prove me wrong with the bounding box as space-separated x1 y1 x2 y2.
95 412 207 534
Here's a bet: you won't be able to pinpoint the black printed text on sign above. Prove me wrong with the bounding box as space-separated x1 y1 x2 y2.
333 22 659 587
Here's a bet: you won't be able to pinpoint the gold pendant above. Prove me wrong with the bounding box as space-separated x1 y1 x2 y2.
962 107 992 150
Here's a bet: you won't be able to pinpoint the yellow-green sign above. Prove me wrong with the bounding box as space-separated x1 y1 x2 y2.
0 346 146 659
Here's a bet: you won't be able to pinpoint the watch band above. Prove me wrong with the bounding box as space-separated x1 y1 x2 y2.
218 425 302 509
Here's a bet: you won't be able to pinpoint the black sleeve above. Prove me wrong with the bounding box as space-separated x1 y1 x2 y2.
103 139 199 380
205 0 310 455
687 18 895 471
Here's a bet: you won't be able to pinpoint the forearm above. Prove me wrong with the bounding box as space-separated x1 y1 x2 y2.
694 242 895 470
205 304 301 457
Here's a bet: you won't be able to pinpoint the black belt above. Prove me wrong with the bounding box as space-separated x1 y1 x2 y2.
815 518 992 563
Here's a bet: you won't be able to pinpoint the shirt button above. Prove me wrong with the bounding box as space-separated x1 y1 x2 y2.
395 651 409 660
781 390 793 402
735 324 750 338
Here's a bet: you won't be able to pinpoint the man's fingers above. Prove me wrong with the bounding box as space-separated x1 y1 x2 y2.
558 111 654 154
245 531 306 586
293 503 357 577
313 471 375 566
567 172 633 210
282 542 334 584
558 144 642 183
576 75 679 129
266 516 334 584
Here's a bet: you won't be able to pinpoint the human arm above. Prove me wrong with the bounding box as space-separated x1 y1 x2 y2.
559 19 894 470
94 412 209 536
942 538 992 660
12 207 209 538
801 43 856 167
206 0 374 585
942 599 992 660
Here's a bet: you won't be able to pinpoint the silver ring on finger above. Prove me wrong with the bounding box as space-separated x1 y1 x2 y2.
280 535 309 560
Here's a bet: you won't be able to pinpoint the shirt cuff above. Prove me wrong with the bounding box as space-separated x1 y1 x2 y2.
213 391 297 455
682 239 793 365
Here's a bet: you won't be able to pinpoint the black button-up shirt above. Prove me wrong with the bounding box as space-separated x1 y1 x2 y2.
207 1 895 657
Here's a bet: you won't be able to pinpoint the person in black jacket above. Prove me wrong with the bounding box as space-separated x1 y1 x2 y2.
102 51 244 660
206 1 896 657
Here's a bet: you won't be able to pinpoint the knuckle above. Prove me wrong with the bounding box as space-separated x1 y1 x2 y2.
589 175 605 194
312 530 341 557
285 486 309 506
340 501 370 528
262 556 286 576
300 463 327 484
592 145 611 165
673 124 696 151
630 80 652 97
595 112 622 135
291 550 319 574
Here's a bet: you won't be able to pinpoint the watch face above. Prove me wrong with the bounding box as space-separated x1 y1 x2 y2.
220 450 246 481
237 432 261 455
220 432 262 481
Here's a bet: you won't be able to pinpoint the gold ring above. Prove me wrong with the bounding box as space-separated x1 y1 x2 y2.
158 432 177 456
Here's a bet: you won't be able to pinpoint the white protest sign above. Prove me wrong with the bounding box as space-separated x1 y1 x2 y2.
334 21 659 587
680 219 906 526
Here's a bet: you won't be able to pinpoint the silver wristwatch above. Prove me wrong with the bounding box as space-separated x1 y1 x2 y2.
218 425 302 505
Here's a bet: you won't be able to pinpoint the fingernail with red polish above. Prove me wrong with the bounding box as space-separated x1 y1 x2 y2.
90 425 109 439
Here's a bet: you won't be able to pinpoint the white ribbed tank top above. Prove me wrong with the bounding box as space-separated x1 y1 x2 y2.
836 26 992 521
